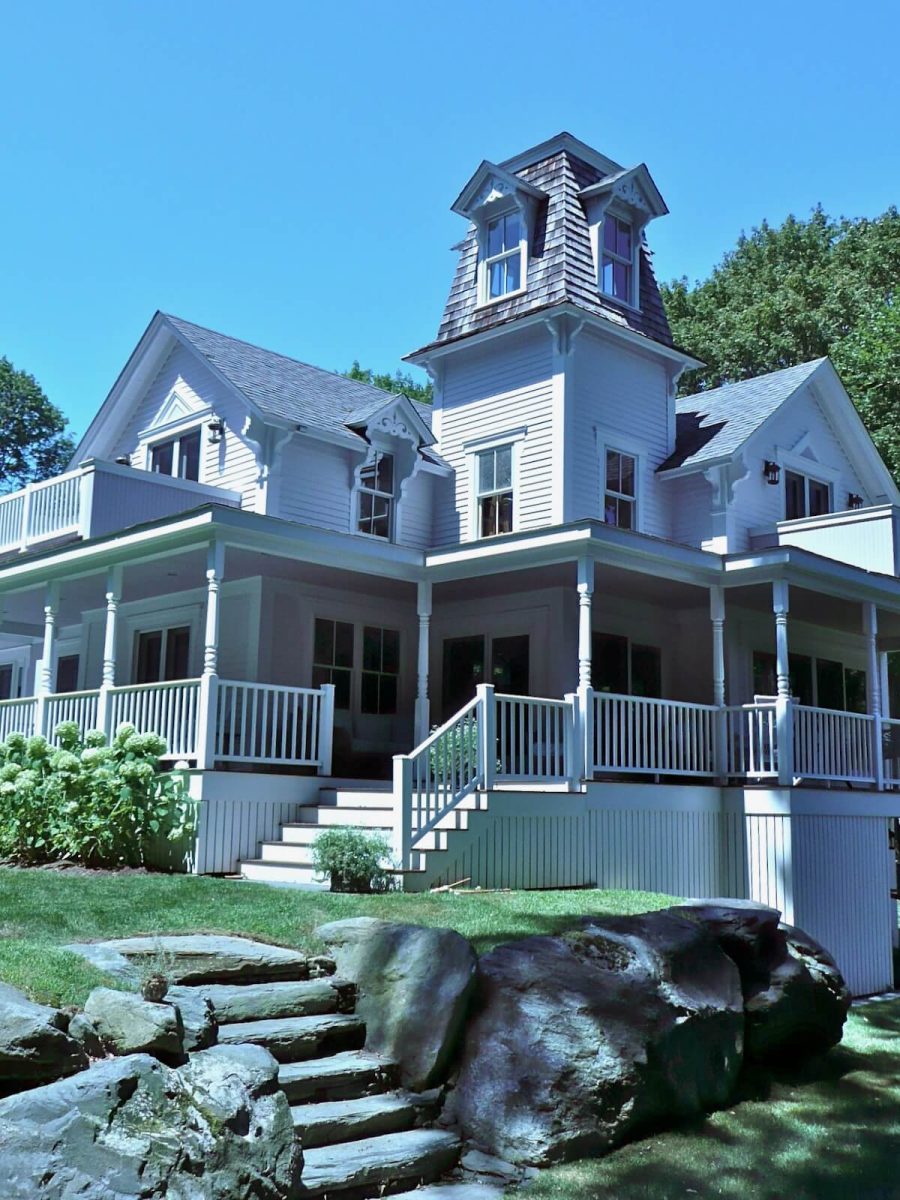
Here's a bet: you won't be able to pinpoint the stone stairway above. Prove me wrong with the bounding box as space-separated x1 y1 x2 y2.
171 951 473 1197
240 782 490 891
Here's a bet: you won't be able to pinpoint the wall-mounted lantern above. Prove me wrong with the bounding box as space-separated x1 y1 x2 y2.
763 460 781 486
115 454 131 467
208 417 225 444
848 493 864 510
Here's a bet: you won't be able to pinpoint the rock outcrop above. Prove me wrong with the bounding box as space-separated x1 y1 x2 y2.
0 983 87 1090
83 987 184 1060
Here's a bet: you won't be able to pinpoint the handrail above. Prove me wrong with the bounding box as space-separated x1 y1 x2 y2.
410 695 480 757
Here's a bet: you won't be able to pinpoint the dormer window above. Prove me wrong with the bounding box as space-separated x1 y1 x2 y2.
601 215 635 304
357 452 394 539
150 428 202 482
482 211 524 302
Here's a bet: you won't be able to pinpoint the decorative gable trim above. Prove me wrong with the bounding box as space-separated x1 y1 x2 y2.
579 163 668 218
451 160 546 219
346 394 434 449
139 383 213 443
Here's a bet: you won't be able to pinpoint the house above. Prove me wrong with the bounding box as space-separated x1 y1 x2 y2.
1 132 897 994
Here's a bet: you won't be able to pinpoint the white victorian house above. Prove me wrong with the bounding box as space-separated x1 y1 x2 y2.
1 132 898 995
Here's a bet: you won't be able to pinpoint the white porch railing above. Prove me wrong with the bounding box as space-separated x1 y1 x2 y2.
590 692 718 777
108 680 202 759
215 680 334 768
792 704 876 784
44 689 101 742
724 703 778 778
0 697 38 742
496 694 572 782
882 719 900 788
0 470 84 553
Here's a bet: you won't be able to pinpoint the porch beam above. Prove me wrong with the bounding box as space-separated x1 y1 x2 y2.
577 557 593 690
864 603 885 790
414 580 432 744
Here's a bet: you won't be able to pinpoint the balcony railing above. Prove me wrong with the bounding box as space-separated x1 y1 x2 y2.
0 459 242 555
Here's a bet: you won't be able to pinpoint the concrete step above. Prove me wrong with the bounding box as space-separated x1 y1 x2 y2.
297 805 396 829
281 823 449 853
297 1127 460 1197
317 787 393 807
291 1090 439 1148
278 1050 399 1104
187 977 355 1023
241 860 328 887
217 1013 365 1062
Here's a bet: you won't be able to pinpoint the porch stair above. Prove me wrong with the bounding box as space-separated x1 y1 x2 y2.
172 959 468 1196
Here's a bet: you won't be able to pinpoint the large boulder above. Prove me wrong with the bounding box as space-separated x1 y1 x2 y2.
0 982 87 1090
83 988 184 1060
316 917 477 1090
447 911 744 1165
0 1044 300 1199
670 901 850 1061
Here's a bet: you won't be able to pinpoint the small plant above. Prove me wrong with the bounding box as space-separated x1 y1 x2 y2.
136 941 176 1002
311 827 393 894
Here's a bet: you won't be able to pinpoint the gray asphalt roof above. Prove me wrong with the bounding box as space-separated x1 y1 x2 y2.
658 359 827 472
163 314 432 440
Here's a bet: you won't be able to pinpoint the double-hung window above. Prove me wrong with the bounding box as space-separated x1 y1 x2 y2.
601 215 634 304
477 444 514 537
150 429 202 482
604 449 636 529
482 211 523 302
357 453 394 539
312 619 354 710
135 626 191 684
784 470 830 521
361 626 400 715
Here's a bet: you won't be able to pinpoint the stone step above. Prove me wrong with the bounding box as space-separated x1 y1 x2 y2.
182 977 356 1023
278 1050 399 1104
241 860 329 887
297 1128 460 1197
71 934 314 985
291 1090 439 1149
217 1013 365 1062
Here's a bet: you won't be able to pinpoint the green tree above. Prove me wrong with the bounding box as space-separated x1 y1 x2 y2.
344 360 432 405
661 206 900 478
0 357 74 492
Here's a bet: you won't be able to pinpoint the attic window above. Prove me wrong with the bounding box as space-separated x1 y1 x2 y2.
601 215 635 304
481 211 524 303
150 428 201 482
357 452 394 539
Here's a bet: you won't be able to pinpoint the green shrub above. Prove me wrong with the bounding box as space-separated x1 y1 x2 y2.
311 827 393 893
0 722 195 869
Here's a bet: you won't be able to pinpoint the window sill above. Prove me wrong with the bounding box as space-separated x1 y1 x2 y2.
474 287 528 311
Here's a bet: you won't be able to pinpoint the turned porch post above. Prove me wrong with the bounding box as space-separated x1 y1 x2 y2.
577 557 594 689
864 602 885 790
96 565 123 741
575 557 595 782
34 581 60 739
773 580 794 787
414 579 432 744
196 541 224 770
710 585 728 781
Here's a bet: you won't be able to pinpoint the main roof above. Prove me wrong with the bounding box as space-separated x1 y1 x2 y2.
163 314 433 441
410 132 673 358
659 359 829 473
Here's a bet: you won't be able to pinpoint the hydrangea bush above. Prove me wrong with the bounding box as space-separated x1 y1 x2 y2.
0 722 195 868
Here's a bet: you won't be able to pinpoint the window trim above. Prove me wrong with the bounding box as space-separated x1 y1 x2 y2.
147 426 204 483
775 446 840 524
132 624 192 684
597 436 642 532
476 206 528 308
125 605 202 684
355 451 396 541
465 429 526 541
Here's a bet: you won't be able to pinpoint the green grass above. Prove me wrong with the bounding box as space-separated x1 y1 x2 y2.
0 866 676 1007
516 998 900 1200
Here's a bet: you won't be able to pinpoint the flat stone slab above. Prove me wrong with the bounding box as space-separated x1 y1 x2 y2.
299 1127 459 1196
177 978 355 1023
291 1090 435 1148
278 1050 398 1104
64 936 314 985
393 1187 505 1199
218 1013 365 1062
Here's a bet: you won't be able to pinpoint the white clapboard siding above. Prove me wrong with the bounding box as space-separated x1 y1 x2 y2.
278 438 353 532
434 325 554 545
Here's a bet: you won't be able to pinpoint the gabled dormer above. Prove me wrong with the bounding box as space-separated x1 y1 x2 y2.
580 164 668 311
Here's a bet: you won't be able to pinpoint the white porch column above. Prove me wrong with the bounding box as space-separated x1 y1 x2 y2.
197 542 224 770
414 580 432 744
97 565 123 742
35 582 60 739
710 585 728 781
577 557 594 689
864 603 885 790
575 557 595 784
773 580 794 786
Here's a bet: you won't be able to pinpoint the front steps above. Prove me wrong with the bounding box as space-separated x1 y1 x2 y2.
240 783 490 891
172 954 471 1196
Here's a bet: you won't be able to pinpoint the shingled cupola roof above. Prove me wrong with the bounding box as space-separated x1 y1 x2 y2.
407 132 674 361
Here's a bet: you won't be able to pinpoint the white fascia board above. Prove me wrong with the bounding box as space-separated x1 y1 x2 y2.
811 360 900 504
724 544 900 611
656 454 732 480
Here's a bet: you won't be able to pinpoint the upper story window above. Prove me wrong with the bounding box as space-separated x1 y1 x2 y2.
785 470 830 521
482 211 524 303
477 444 514 537
601 215 635 304
604 449 636 529
357 452 394 539
150 428 201 482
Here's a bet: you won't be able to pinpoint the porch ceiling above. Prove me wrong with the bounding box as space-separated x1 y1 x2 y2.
221 547 414 600
724 582 900 638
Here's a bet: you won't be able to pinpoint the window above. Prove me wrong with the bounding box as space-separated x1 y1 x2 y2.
601 215 634 303
752 650 865 711
0 664 13 702
592 632 661 698
150 428 202 482
55 655 80 694
604 449 636 529
312 618 354 710
784 470 830 521
477 445 514 537
135 626 190 684
361 626 400 715
357 453 394 539
482 210 523 301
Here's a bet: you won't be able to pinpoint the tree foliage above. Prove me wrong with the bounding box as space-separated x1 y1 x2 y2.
0 357 74 492
344 360 432 405
660 206 900 478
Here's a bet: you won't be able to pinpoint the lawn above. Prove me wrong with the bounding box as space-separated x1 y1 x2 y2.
516 997 900 1200
0 867 676 1007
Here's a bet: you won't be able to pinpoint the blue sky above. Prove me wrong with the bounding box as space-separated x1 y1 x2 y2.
2 0 898 441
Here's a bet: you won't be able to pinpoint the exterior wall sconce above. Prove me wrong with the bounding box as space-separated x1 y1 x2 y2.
763 460 781 486
208 417 225 444
115 454 131 466
848 493 864 510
